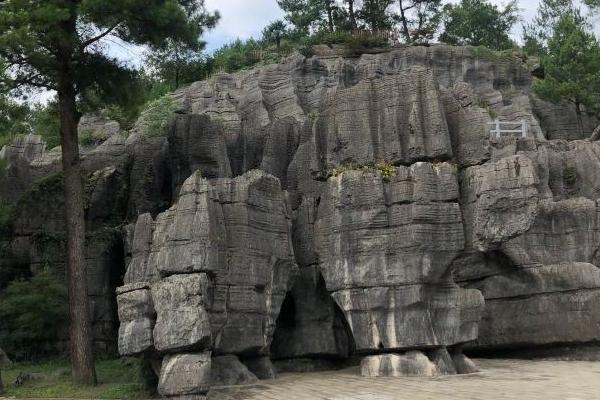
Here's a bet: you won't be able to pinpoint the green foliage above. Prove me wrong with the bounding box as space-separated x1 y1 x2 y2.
533 13 600 121
440 0 519 50
0 0 220 155
306 30 390 49
0 97 32 138
2 357 154 398
522 0 576 55
329 160 397 181
136 95 179 137
262 20 290 51
30 102 61 149
212 39 263 73
396 0 443 44
373 161 396 181
145 39 215 91
0 270 68 360
277 0 325 35
358 0 395 31
78 130 96 146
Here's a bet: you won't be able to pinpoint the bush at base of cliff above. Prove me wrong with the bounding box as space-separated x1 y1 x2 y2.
0 270 68 361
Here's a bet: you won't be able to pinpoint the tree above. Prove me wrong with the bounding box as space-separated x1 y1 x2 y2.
278 0 325 35
439 0 519 50
359 0 395 31
0 60 32 143
395 0 443 43
145 40 214 90
345 0 358 30
0 0 219 384
522 0 575 55
533 13 600 138
262 20 289 52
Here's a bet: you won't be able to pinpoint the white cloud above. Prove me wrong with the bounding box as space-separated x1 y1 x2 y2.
203 0 285 52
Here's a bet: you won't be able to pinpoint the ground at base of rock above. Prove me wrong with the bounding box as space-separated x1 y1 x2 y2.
209 358 600 400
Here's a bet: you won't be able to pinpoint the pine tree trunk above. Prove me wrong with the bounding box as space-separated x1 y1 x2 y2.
0 369 4 395
58 80 97 386
326 0 334 32
398 0 412 43
347 0 357 30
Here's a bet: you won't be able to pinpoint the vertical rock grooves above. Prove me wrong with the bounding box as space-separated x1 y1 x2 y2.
3 46 600 396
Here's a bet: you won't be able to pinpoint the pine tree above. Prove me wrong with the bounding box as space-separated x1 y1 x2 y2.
533 13 600 138
0 0 219 384
396 0 443 43
439 0 519 50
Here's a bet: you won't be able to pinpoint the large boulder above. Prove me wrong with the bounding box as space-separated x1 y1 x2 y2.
118 169 298 393
151 274 212 353
116 283 155 356
157 352 212 398
315 164 484 354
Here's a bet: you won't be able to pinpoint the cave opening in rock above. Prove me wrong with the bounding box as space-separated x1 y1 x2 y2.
269 270 356 372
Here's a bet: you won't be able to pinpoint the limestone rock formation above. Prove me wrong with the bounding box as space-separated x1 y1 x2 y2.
78 113 121 144
157 352 211 398
360 351 437 377
315 165 484 352
116 283 155 356
117 170 297 396
3 44 600 396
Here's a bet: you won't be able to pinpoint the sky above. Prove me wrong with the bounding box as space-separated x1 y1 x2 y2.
201 0 542 53
26 0 598 103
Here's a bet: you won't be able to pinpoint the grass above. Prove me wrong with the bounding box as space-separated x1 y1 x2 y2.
1 357 154 399
329 161 397 182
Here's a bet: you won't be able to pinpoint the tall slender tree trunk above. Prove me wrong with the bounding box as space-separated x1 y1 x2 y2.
58 77 97 386
56 5 96 385
398 0 412 43
325 0 334 32
347 0 357 30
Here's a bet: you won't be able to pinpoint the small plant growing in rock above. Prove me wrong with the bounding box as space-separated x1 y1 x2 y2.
374 161 396 181
328 161 396 182
329 164 355 177
137 95 179 137
78 129 96 146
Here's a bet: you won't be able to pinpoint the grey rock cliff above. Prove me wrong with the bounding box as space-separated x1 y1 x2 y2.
3 45 600 394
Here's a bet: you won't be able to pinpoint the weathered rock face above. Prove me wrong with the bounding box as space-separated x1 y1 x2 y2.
315 165 484 352
157 352 211 398
3 45 600 391
361 351 438 377
117 170 297 396
456 140 600 351
78 113 121 144
116 283 155 356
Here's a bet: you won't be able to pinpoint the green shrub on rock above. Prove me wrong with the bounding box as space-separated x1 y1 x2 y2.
136 95 179 137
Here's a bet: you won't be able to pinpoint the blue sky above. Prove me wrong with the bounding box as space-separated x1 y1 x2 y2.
201 0 541 53
106 0 598 66
29 0 599 103
203 0 285 53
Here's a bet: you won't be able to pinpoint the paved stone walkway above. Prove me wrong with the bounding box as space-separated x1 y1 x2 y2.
209 359 600 400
